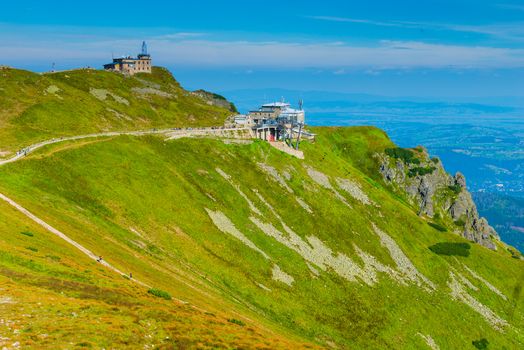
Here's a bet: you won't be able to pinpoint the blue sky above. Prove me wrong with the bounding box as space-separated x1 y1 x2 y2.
1 0 524 101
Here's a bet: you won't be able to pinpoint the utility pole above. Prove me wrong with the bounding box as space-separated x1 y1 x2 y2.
295 122 303 150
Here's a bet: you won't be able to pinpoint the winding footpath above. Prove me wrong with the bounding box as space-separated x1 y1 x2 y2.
0 126 251 167
0 126 249 293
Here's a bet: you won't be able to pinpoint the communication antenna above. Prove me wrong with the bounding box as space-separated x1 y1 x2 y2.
142 41 148 55
51 62 55 72
298 99 304 110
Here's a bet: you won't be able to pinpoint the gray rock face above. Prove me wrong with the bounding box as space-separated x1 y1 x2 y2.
455 172 467 188
377 150 499 250
449 191 474 220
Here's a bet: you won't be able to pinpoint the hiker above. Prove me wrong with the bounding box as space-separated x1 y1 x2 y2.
129 272 133 279
97 255 103 263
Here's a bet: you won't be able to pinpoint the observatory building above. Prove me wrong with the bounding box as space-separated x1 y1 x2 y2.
247 101 305 126
233 99 312 144
104 42 152 75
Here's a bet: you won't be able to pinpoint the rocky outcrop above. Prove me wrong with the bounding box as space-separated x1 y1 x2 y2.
378 147 499 250
191 90 238 113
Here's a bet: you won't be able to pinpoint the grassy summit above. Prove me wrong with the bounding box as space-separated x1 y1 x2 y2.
0 67 231 156
0 125 522 348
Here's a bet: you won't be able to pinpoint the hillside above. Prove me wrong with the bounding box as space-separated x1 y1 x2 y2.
0 123 522 349
0 67 232 157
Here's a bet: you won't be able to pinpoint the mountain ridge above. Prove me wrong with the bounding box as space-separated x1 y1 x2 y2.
0 66 232 157
0 68 522 349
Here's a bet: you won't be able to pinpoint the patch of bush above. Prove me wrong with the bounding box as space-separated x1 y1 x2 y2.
431 157 440 164
26 247 38 252
448 184 462 194
45 254 61 261
428 222 447 232
454 218 466 227
408 166 436 177
508 248 521 260
148 288 172 300
429 242 471 257
227 318 246 326
229 102 238 113
20 231 34 237
385 147 420 164
472 338 489 349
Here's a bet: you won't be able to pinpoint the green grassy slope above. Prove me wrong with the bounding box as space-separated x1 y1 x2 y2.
0 127 522 349
0 188 317 349
0 67 231 155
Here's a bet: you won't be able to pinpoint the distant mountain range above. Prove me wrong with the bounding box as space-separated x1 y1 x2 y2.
219 88 524 116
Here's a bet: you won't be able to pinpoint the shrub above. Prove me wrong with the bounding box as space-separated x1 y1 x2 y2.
428 222 447 232
45 255 61 261
408 166 436 177
454 219 466 227
229 102 238 113
448 184 462 194
508 248 521 260
431 157 440 164
148 288 172 300
385 147 420 164
26 247 38 252
429 242 471 257
20 231 34 237
472 338 489 349
228 318 246 326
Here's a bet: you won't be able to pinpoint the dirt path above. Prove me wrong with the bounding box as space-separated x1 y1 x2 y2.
0 126 254 300
0 126 252 167
0 192 151 289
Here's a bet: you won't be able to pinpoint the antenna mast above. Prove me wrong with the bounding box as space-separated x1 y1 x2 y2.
141 41 148 55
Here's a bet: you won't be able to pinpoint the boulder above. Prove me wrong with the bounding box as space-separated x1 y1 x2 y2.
454 172 467 188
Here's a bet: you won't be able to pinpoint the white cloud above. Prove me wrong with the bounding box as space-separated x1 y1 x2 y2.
305 16 410 28
306 15 524 42
364 69 381 76
1 26 524 70
147 38 524 69
155 32 207 40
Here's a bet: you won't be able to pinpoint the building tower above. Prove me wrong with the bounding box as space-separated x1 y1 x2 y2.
104 42 152 75
136 41 152 74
